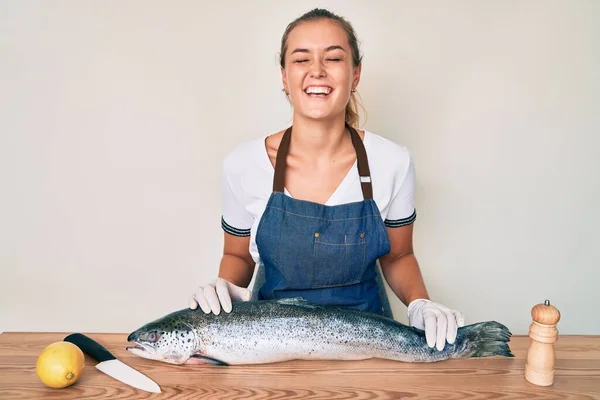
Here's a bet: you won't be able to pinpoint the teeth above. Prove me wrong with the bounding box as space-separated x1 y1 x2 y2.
305 86 332 95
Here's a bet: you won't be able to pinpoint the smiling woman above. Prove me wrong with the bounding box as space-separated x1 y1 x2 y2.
279 9 362 127
189 8 466 353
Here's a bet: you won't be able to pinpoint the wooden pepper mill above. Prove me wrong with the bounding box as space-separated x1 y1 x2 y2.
525 299 561 386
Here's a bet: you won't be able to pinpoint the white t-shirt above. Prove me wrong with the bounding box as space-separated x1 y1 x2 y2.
220 129 417 264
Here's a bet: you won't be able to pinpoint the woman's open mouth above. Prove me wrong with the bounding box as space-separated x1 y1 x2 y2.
304 85 333 98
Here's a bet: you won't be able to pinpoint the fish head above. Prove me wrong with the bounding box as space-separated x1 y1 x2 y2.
126 314 198 364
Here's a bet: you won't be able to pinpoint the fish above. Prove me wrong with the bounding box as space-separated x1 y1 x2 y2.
126 298 513 366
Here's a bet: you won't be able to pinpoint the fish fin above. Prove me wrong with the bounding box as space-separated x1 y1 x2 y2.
187 354 229 366
456 321 514 358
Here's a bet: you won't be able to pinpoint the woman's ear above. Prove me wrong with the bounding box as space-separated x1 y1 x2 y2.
280 67 288 94
352 63 362 90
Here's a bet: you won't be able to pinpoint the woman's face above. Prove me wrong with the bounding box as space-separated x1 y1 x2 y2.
281 19 360 123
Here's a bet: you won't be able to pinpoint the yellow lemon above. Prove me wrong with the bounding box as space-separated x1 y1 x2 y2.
36 341 85 388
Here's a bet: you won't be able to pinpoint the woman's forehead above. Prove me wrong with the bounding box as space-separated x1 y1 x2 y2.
286 19 348 51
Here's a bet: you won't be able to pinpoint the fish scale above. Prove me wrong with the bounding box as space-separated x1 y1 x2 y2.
126 298 513 366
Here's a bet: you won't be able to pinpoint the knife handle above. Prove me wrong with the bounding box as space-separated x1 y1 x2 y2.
64 333 116 363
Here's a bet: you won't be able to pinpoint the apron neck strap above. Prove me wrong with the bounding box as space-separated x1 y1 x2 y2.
272 122 373 200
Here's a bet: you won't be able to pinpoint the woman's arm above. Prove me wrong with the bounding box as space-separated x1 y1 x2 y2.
218 232 255 288
379 223 464 351
378 223 429 306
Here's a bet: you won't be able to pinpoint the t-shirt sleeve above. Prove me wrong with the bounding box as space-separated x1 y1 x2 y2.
220 159 253 237
384 150 417 228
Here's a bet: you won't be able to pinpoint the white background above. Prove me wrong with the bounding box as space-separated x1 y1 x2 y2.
1 0 598 335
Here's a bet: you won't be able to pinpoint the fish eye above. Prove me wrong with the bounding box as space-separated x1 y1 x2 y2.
147 332 159 342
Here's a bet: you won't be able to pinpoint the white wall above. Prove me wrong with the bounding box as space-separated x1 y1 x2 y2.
1 0 598 335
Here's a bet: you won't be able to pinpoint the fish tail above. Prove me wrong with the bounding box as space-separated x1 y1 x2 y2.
454 321 514 358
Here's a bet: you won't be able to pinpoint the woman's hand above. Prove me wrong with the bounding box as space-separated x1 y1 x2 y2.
189 277 252 315
407 299 465 351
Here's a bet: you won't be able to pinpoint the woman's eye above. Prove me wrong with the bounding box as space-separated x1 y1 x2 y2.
292 57 342 64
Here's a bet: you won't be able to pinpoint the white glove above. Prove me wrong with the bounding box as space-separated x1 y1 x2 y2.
189 277 251 315
407 299 465 351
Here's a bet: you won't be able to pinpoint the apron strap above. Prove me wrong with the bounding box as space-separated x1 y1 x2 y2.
272 126 292 194
348 124 374 200
272 123 373 200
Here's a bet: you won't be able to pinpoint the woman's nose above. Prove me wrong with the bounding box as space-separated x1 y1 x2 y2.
309 60 326 77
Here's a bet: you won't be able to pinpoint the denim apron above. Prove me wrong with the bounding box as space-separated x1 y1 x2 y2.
255 123 391 315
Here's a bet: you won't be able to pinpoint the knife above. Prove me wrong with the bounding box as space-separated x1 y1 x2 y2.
64 333 161 393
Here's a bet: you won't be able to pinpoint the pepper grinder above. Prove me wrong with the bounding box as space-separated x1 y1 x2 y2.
525 300 561 386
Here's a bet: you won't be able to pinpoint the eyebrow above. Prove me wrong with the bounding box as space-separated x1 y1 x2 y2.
290 45 346 55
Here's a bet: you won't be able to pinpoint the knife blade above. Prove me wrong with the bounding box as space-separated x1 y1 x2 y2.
64 333 161 393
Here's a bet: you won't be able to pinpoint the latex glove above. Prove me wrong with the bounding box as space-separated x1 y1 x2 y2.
407 299 465 351
189 277 251 315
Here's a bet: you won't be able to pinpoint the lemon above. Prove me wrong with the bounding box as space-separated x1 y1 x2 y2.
36 341 85 388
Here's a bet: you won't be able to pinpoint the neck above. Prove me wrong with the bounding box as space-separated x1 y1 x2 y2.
288 115 350 162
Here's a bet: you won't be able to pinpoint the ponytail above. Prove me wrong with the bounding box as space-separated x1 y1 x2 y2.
345 91 360 128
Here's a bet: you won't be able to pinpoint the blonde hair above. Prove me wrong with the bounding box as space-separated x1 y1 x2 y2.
279 8 364 128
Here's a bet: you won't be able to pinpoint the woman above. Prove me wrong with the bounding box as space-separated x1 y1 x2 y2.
190 8 464 351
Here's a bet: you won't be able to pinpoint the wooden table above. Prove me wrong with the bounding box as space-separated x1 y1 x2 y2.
0 332 598 399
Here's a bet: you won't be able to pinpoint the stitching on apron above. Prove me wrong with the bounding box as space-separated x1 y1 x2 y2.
314 241 365 246
311 280 362 289
264 206 380 221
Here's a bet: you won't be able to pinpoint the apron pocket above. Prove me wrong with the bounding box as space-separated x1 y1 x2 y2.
312 231 367 288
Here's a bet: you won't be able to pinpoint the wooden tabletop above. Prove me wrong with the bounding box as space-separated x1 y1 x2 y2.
0 332 598 399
